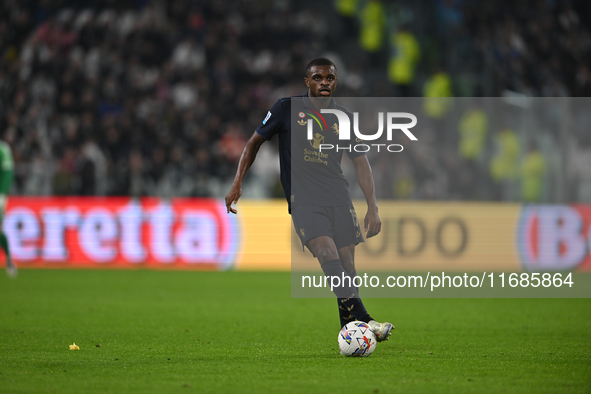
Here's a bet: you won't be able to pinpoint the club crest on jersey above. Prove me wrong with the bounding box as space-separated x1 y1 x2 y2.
332 123 339 135
309 133 325 149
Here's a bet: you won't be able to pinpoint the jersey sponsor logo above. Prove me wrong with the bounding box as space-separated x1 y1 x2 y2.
262 111 272 125
309 133 325 150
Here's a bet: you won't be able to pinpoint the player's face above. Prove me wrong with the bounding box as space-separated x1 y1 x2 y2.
305 65 337 98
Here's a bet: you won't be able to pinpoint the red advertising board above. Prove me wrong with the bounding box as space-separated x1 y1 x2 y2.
3 197 238 270
518 205 591 272
3 198 591 272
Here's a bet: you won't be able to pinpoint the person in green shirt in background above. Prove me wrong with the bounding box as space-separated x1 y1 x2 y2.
0 139 15 277
490 126 520 200
388 24 420 96
458 104 488 163
359 0 386 64
521 142 547 202
423 67 454 120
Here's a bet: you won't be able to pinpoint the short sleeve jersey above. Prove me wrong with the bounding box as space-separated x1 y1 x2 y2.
255 94 364 212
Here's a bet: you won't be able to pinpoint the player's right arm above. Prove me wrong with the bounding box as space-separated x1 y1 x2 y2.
225 99 284 214
225 132 266 214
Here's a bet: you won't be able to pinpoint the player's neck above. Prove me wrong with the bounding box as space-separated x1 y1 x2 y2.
307 94 332 110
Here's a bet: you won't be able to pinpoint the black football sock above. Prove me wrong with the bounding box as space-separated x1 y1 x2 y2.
320 259 373 324
350 270 373 323
337 295 373 324
337 298 356 328
337 268 362 327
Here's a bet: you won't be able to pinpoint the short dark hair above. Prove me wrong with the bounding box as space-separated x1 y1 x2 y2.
305 58 337 77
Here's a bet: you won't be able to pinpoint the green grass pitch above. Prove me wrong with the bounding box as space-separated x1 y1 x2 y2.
1 269 590 394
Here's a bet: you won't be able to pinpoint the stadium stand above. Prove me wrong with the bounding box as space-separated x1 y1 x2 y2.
0 0 589 202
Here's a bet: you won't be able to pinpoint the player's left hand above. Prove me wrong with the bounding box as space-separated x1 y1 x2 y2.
364 209 381 238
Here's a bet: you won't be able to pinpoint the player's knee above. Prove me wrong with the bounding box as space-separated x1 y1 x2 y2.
315 246 336 262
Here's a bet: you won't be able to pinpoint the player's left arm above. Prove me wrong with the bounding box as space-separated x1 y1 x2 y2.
351 155 381 238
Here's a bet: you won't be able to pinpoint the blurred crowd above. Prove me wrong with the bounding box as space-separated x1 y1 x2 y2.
0 0 589 202
463 0 591 97
0 0 323 198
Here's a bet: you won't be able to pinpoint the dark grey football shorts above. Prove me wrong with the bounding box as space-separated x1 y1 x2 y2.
291 205 364 253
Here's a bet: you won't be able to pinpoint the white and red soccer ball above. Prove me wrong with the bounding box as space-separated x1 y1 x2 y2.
338 321 377 357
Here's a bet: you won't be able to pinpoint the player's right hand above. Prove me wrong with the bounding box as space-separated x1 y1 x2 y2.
225 186 242 214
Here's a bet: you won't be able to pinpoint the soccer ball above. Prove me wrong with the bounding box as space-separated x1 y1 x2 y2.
338 321 377 357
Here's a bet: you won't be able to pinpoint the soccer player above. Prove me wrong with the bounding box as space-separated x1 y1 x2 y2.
0 138 15 277
225 58 393 341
